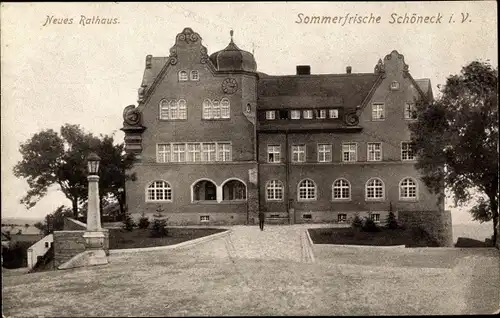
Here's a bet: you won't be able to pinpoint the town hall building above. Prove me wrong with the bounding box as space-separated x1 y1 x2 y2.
121 27 451 244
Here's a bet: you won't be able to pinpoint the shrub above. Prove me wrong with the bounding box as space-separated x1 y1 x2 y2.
362 217 381 232
409 226 440 247
150 218 168 238
137 212 150 229
351 214 363 230
122 213 136 232
385 211 399 230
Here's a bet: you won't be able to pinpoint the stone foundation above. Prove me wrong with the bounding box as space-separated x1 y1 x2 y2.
398 210 453 247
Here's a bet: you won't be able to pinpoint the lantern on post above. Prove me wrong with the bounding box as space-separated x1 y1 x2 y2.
87 152 101 175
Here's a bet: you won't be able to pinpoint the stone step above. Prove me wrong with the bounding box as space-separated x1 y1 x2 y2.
265 218 290 225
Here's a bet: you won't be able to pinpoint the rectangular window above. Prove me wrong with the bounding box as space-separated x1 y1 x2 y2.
190 70 199 81
338 214 347 223
200 215 210 222
317 144 332 162
370 213 381 223
329 109 339 119
202 143 216 162
404 103 417 120
342 143 357 162
186 143 201 162
319 109 327 119
372 103 385 120
303 110 313 119
278 110 288 119
217 143 231 162
292 145 306 163
401 142 416 160
390 81 400 90
172 143 186 162
291 110 301 119
267 145 281 163
367 143 382 161
302 214 312 219
266 111 276 120
157 144 171 163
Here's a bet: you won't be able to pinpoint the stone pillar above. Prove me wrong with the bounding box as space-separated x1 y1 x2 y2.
82 174 107 265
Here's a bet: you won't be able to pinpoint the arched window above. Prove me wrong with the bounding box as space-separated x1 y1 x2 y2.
222 180 246 201
169 100 178 119
202 99 212 119
146 181 172 202
221 98 230 118
366 178 384 200
159 99 170 120
178 71 188 81
266 180 284 201
332 178 350 200
212 100 221 119
192 180 217 201
298 179 316 201
400 178 418 199
178 99 187 119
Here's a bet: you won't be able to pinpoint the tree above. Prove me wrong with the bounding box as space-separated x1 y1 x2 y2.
409 60 498 244
13 124 99 218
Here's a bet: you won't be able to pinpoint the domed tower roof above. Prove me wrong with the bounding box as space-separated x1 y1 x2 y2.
209 30 257 72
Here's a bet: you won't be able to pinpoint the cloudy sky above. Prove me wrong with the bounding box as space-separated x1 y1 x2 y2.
1 2 497 222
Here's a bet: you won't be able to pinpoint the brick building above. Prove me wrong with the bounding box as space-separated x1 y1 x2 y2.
121 27 451 244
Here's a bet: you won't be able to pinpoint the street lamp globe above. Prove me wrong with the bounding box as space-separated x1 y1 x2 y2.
87 152 101 175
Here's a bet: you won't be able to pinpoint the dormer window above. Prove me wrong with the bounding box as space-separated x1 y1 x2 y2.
190 70 199 81
329 109 339 119
179 71 188 82
266 111 276 120
391 81 400 90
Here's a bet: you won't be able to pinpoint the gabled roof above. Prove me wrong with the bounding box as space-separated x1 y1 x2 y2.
257 73 381 110
415 78 433 100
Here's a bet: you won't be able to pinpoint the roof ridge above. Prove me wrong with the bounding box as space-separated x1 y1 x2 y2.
260 73 378 78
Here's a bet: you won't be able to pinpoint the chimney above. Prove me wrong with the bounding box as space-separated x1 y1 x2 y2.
346 66 352 74
296 65 311 75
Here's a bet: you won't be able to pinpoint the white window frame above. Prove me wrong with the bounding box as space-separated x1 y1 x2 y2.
367 142 382 162
370 213 381 223
202 99 212 119
365 178 385 201
178 99 187 120
329 109 339 119
266 180 284 201
220 98 230 119
297 179 317 201
291 110 301 120
303 110 313 119
317 144 332 162
172 143 186 162
342 143 357 162
202 143 217 162
401 142 416 161
266 111 276 120
190 70 199 81
371 103 385 121
186 143 201 162
332 178 351 200
200 215 210 222
159 99 170 120
390 81 400 90
337 213 347 223
404 102 417 120
157 144 171 163
146 180 172 202
399 177 418 200
217 143 232 162
319 109 327 119
292 145 306 163
267 145 281 163
178 71 188 82
212 100 221 119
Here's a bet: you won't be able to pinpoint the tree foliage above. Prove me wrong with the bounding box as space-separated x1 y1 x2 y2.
34 205 73 236
409 60 498 243
14 124 135 218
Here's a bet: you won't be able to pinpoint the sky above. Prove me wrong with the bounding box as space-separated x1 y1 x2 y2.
1 2 498 223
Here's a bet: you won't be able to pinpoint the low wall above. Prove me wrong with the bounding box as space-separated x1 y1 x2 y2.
27 234 53 270
63 218 86 230
398 210 453 247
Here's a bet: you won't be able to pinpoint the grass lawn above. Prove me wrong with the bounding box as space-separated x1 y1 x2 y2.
308 227 432 246
108 227 226 249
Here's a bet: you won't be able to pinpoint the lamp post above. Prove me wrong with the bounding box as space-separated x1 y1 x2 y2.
82 152 108 265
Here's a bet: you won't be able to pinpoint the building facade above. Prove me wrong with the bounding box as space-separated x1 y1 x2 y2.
122 28 450 243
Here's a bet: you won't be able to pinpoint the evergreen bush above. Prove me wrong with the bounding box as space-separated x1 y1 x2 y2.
351 214 363 230
385 211 399 230
150 218 168 238
137 212 150 229
122 213 136 232
362 217 381 232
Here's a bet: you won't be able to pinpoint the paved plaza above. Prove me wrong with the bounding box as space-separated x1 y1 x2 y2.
2 224 499 316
